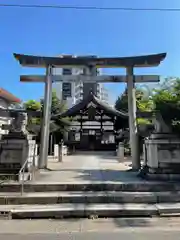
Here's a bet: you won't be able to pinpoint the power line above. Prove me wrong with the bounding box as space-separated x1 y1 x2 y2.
0 3 180 12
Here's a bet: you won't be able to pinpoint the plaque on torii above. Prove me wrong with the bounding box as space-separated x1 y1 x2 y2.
14 53 166 170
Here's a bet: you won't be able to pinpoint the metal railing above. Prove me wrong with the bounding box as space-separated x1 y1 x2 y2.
18 158 30 195
18 145 37 195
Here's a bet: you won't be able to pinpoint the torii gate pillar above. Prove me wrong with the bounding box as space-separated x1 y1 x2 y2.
39 65 53 169
127 67 140 170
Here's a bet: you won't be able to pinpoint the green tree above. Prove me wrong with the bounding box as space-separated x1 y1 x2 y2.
41 90 72 134
115 87 153 128
151 78 180 133
23 100 41 111
23 100 42 128
114 88 128 112
115 87 153 113
24 90 72 139
115 77 180 151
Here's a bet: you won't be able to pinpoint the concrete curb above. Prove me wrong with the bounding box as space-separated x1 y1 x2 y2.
7 203 180 219
1 191 180 205
1 182 180 192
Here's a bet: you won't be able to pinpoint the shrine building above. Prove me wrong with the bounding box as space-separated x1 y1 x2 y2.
58 91 128 151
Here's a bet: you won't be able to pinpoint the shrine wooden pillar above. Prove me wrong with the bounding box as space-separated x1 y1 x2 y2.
100 110 103 138
80 110 83 139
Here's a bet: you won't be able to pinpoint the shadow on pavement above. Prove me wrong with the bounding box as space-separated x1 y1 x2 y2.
113 217 154 228
80 169 138 182
40 168 140 182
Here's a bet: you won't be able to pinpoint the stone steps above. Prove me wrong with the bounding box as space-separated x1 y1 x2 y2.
1 181 180 192
0 203 179 219
0 191 180 205
0 174 19 181
1 182 180 219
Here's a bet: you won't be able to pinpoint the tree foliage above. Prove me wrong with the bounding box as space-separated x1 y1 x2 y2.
24 100 41 111
114 77 180 134
114 88 128 112
115 87 152 128
151 78 180 131
23 90 71 136
115 87 153 112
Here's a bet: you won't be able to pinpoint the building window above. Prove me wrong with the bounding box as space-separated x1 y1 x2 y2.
62 68 72 75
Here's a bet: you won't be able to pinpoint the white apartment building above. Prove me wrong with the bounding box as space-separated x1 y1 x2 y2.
53 56 109 108
0 88 21 135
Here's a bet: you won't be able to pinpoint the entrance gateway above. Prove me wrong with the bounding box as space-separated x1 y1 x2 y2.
14 53 166 170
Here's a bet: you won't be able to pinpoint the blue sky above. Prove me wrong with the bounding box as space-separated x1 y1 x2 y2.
0 0 180 104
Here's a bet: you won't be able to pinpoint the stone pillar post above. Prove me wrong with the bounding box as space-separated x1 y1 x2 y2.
54 144 59 158
35 144 38 167
58 142 63 162
118 142 124 162
143 143 147 166
72 145 75 154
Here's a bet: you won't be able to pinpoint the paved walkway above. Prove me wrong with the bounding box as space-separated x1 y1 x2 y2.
35 151 141 183
0 217 180 234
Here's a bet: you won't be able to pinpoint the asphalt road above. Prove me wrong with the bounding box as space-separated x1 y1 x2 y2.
1 231 180 240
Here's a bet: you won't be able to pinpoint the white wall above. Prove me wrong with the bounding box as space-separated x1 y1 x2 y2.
0 98 11 135
0 98 8 109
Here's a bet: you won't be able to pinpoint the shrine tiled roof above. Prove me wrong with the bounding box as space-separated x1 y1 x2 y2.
53 92 128 119
0 88 21 103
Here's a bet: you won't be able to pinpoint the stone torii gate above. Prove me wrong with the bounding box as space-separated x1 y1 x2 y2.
13 53 166 170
